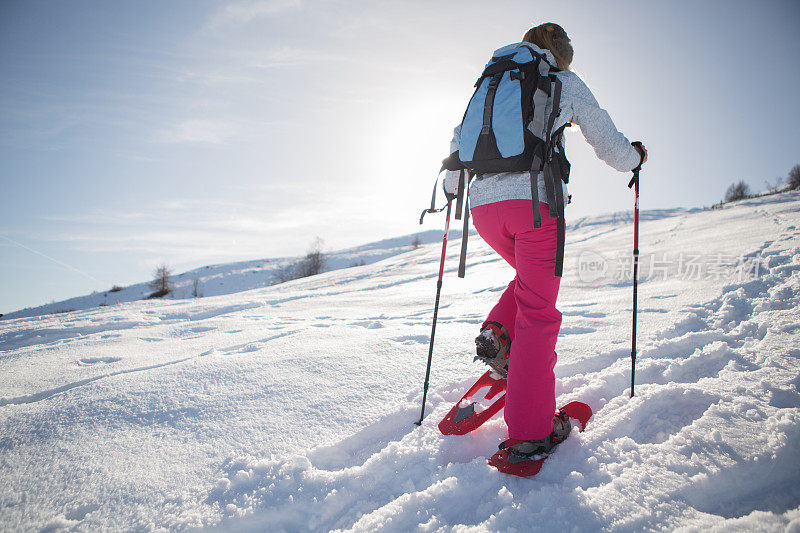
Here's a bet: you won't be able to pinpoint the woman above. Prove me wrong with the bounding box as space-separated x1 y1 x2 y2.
444 23 647 458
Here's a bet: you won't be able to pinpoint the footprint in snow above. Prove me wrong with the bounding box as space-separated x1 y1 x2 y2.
351 320 384 329
391 335 428 345
562 301 599 308
306 408 418 471
611 387 720 445
187 326 215 333
77 356 122 365
561 309 608 318
64 503 100 522
560 326 597 335
767 386 800 409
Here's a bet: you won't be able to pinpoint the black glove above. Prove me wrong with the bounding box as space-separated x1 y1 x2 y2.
631 141 647 170
628 141 646 188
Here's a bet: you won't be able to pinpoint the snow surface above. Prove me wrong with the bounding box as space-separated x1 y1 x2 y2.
1 230 451 320
1 191 799 532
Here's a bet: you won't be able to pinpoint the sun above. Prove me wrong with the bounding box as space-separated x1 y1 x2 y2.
365 93 466 206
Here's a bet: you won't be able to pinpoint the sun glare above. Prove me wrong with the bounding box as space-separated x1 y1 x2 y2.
368 93 466 207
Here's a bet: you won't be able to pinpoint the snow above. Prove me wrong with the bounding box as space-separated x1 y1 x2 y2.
1 230 450 320
1 191 799 531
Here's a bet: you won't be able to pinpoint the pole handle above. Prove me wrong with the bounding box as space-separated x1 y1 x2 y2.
628 141 644 189
628 170 638 189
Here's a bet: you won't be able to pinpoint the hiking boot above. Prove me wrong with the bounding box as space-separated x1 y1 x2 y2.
500 410 573 460
474 321 511 378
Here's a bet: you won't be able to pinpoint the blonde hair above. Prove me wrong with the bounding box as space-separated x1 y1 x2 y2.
522 23 573 70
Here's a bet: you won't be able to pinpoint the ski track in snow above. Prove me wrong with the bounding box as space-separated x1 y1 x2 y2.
0 350 214 407
1 192 799 531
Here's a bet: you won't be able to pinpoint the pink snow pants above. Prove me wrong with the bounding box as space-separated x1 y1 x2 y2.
471 199 562 441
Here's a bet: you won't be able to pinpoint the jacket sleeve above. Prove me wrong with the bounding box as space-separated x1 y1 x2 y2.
442 125 462 195
568 73 641 173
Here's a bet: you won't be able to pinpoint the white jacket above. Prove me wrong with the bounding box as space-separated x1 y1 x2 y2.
444 46 641 209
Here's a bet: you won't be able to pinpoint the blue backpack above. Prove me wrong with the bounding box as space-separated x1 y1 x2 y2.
451 42 564 174
425 42 570 277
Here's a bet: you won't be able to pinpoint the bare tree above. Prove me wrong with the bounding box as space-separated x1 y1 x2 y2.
149 264 173 298
789 164 800 190
724 181 751 203
764 176 783 194
296 237 326 278
273 262 297 284
411 235 421 249
271 238 328 284
192 278 202 298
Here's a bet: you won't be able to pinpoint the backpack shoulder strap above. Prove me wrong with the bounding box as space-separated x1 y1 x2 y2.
457 171 475 278
544 75 566 277
542 74 563 219
545 74 563 144
455 169 466 220
529 73 567 277
529 56 552 145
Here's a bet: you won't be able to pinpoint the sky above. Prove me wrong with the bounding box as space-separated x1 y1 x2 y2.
1 0 799 314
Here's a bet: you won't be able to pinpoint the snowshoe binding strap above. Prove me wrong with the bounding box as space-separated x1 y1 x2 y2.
474 321 511 378
500 438 551 460
500 410 572 460
550 409 572 445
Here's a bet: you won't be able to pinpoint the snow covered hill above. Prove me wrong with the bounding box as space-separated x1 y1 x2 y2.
1 191 799 532
1 230 449 320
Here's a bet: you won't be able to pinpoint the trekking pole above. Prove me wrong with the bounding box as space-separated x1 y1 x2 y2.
628 142 643 398
415 199 453 425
